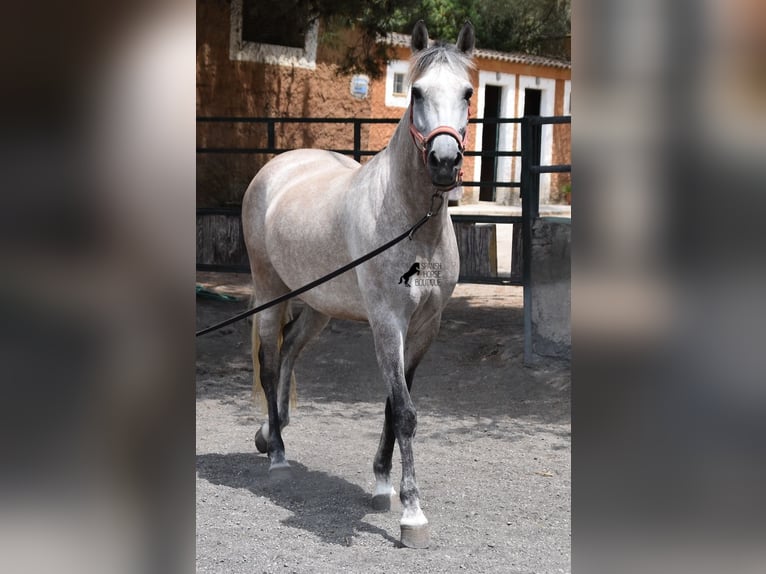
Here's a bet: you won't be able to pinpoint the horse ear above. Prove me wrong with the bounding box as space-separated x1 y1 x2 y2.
411 20 429 53
456 21 475 56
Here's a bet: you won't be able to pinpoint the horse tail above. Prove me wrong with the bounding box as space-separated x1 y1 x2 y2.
251 313 264 413
251 304 297 415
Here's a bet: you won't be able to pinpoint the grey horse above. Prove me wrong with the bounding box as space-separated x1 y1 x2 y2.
241 21 475 548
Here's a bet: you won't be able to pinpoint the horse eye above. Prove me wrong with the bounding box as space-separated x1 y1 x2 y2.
411 86 424 101
464 87 474 101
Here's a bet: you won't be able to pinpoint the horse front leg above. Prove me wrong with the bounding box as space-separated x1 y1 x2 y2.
370 319 431 549
372 314 441 517
372 396 399 512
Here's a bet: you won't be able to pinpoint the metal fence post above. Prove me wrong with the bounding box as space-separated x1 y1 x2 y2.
267 119 276 152
353 120 362 163
521 116 542 365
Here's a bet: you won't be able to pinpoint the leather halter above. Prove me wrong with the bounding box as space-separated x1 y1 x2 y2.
408 99 469 167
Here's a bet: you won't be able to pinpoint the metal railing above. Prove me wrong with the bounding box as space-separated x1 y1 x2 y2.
196 116 525 188
196 115 570 287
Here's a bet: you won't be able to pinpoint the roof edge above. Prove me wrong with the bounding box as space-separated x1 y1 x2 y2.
382 32 571 70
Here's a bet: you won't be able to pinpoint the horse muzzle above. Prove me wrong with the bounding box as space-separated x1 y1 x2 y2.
410 97 470 191
409 108 467 191
426 132 464 191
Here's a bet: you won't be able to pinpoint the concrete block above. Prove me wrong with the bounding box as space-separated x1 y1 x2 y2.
530 217 571 361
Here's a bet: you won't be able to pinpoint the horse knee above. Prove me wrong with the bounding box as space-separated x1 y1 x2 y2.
394 403 417 438
280 315 300 355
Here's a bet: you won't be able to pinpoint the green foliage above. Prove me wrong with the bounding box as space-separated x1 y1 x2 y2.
389 0 478 44
389 0 571 57
296 0 570 76
309 0 422 77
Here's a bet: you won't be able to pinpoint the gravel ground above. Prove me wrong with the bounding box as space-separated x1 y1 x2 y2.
196 273 570 573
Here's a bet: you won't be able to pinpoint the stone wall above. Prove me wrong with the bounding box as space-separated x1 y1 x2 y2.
197 1 373 207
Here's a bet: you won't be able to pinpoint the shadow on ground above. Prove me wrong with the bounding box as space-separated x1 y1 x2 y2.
197 452 399 547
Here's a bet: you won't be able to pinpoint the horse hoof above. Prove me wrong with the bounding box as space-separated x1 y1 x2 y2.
371 493 401 512
268 461 292 481
400 523 430 549
254 428 268 454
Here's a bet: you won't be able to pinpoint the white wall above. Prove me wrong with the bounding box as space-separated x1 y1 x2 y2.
384 60 410 108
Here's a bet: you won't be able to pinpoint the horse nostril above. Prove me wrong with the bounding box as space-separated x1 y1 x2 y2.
428 151 439 169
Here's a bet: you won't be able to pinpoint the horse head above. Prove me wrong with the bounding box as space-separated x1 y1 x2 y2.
408 21 475 191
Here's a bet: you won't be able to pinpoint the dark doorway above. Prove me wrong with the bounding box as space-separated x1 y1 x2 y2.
524 88 542 116
524 88 543 189
479 85 502 201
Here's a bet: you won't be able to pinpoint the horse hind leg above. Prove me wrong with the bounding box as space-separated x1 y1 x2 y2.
277 305 330 425
250 303 293 478
253 302 292 455
254 305 329 456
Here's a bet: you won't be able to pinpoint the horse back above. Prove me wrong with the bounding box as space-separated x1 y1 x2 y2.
242 149 368 320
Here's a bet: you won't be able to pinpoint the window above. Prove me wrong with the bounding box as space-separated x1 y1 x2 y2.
392 73 406 96
229 0 318 69
385 60 410 108
242 0 309 49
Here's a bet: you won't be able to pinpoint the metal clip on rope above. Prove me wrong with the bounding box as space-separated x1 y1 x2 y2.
408 192 444 240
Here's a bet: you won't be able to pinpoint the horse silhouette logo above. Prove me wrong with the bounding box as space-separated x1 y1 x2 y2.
398 262 421 287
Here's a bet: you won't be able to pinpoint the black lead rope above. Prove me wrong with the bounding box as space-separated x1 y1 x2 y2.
196 192 445 337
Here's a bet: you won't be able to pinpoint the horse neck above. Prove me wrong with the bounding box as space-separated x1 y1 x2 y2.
382 108 441 216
